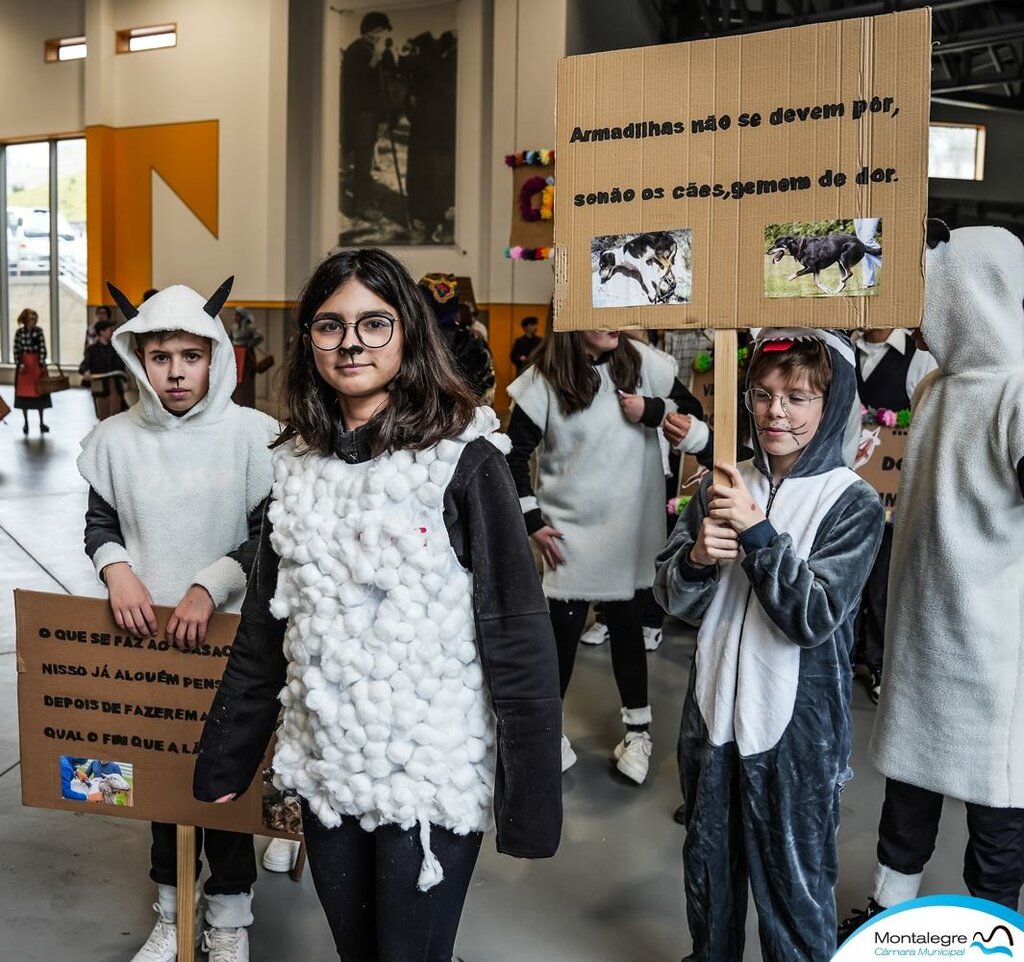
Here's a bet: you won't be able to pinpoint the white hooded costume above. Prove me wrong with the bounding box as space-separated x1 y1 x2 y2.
871 225 1024 808
77 280 278 611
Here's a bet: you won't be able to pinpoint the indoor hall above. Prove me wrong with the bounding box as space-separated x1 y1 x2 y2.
1 1 1022 961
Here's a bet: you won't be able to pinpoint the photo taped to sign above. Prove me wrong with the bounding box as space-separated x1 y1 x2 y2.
553 10 930 331
60 756 134 807
765 218 882 298
592 229 692 308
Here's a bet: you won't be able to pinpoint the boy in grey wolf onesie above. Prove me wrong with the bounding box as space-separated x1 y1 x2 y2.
839 222 1024 938
655 329 884 962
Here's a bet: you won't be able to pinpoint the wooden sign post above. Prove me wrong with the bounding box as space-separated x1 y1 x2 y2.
551 11 932 484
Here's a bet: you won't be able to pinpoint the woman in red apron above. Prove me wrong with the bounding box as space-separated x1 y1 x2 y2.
14 309 52 436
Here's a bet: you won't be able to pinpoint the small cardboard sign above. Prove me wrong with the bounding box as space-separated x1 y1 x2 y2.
853 425 907 518
509 164 555 252
16 590 297 836
553 10 930 331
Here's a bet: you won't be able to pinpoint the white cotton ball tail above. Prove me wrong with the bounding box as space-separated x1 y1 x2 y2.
416 820 445 892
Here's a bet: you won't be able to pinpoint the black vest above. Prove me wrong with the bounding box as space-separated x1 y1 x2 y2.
856 338 916 410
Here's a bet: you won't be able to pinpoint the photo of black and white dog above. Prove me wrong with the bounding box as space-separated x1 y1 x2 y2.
592 229 692 308
764 219 882 297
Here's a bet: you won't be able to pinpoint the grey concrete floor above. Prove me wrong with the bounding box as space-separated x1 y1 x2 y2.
0 386 983 961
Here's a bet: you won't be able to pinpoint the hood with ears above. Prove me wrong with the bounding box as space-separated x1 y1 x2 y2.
747 328 857 480
921 221 1024 374
108 278 237 429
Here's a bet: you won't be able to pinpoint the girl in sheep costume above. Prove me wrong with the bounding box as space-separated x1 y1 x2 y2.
193 248 561 962
838 222 1024 937
654 330 884 962
505 329 709 784
77 279 278 962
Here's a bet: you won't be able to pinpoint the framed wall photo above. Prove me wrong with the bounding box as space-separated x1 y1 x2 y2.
339 3 458 247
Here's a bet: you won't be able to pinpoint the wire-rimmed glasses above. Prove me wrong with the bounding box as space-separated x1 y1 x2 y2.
743 387 824 414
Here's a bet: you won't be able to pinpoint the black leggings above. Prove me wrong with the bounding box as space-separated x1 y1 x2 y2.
548 593 647 709
301 804 482 962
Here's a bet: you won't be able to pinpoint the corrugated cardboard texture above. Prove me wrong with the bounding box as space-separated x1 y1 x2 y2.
509 165 556 251
16 591 279 834
854 426 906 516
554 10 930 331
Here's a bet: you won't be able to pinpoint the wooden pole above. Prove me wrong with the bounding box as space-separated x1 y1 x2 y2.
176 825 196 962
713 330 738 484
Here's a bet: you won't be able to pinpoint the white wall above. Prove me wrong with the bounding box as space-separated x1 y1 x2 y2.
0 0 85 139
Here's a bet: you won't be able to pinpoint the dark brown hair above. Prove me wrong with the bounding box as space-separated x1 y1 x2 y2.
135 330 212 350
275 248 477 457
747 338 832 396
531 330 642 416
17 309 38 325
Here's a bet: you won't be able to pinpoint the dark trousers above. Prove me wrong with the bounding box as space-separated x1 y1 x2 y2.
548 594 647 709
878 778 1024 908
302 805 482 962
853 522 892 670
595 587 664 631
150 822 256 896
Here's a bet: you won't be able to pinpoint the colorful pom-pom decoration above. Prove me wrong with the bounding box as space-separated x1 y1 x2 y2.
692 352 713 374
504 246 554 261
861 406 912 428
505 149 555 168
518 176 555 222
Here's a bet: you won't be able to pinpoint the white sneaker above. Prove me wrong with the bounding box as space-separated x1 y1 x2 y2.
580 622 609 646
131 910 178 962
262 837 300 873
643 626 663 651
561 734 577 772
613 731 652 784
202 926 249 962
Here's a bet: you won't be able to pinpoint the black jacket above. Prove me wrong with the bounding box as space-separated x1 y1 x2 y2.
193 425 563 859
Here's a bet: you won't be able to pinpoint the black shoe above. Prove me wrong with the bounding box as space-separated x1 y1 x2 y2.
672 803 686 826
40 423 50 434
838 897 884 944
868 667 882 705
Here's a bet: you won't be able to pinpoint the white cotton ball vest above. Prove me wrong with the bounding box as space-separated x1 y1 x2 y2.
267 408 510 890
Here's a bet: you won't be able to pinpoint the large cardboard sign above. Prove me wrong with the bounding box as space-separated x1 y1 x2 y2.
16 591 294 835
553 10 930 330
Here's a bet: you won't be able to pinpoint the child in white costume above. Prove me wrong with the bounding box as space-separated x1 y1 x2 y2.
839 221 1024 937
193 249 562 962
78 279 277 962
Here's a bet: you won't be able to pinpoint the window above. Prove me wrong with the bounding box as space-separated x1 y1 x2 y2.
2 138 87 365
116 24 177 54
929 123 986 181
44 37 87 62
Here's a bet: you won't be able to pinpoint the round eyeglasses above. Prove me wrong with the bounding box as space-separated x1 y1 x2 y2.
744 387 824 414
308 313 397 351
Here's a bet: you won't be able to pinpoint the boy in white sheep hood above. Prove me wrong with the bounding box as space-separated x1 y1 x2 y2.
78 279 277 962
839 221 1024 937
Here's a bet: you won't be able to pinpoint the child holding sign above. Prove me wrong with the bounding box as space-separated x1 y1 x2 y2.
77 280 277 962
193 248 562 962
655 330 883 962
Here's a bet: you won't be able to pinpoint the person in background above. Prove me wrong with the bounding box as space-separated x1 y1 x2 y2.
662 328 714 382
13 308 51 437
84 304 113 353
511 316 542 375
230 307 264 409
342 12 393 222
80 319 127 421
507 328 709 784
850 327 937 703
419 273 495 402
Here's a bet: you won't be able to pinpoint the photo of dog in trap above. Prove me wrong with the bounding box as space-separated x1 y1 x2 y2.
591 228 692 308
764 218 882 297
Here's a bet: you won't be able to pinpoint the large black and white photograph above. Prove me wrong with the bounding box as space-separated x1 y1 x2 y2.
591 229 693 308
339 5 457 246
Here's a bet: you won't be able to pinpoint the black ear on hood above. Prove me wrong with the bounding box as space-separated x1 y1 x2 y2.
926 218 951 250
204 276 234 318
106 281 139 320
